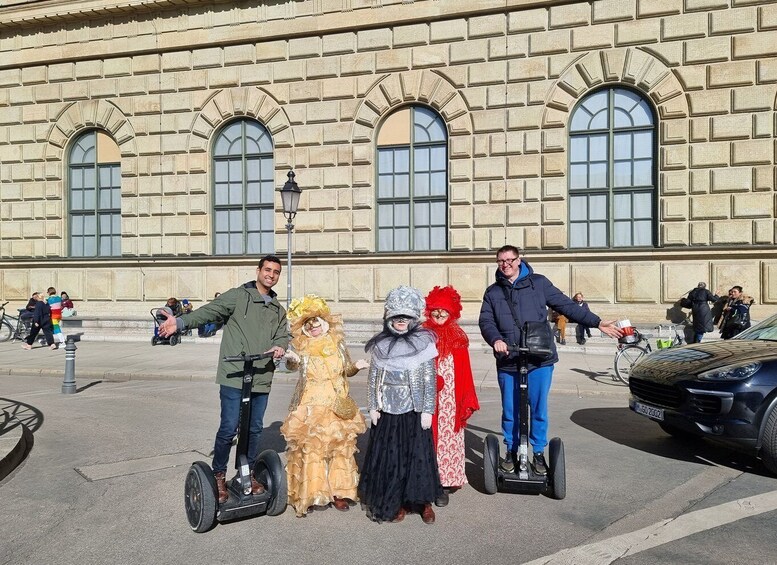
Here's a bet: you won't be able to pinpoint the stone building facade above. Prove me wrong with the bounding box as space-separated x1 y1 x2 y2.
0 0 775 321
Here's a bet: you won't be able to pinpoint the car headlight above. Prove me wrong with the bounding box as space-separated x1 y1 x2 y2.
698 362 762 381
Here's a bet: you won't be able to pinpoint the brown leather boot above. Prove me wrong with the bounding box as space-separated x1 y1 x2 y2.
250 472 266 495
421 503 435 524
214 472 228 503
332 497 350 511
392 506 407 523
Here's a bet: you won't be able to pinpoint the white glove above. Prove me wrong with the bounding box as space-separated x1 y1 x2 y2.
354 359 370 371
370 409 381 426
420 412 432 430
284 350 300 363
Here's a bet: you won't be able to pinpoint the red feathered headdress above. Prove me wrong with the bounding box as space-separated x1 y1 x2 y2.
424 285 463 321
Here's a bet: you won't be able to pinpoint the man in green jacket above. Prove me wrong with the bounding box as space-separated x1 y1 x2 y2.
158 255 289 503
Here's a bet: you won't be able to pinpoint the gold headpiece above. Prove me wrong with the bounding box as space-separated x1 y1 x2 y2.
287 294 343 349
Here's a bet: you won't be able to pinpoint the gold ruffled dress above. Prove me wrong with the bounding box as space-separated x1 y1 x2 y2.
280 335 366 516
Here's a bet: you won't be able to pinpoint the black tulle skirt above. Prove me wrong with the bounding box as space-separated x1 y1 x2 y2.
358 411 443 522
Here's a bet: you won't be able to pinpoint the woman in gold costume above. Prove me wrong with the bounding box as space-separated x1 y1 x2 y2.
281 295 368 517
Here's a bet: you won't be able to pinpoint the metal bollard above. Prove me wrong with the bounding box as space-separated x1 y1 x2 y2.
61 335 77 394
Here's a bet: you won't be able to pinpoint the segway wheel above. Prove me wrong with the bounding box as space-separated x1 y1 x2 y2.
255 450 288 516
184 462 218 532
151 336 158 346
483 434 500 495
169 334 180 346
548 437 566 500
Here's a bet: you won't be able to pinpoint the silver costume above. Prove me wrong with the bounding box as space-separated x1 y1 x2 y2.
367 358 437 415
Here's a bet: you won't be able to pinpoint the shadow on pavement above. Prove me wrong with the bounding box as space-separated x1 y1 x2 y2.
569 367 625 388
0 397 44 435
570 406 770 477
75 380 102 393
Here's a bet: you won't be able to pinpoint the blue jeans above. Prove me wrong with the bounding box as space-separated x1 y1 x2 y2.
497 365 554 455
212 385 269 474
694 332 704 343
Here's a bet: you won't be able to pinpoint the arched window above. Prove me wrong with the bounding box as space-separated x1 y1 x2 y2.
212 119 274 255
68 130 121 257
568 88 656 248
376 106 448 252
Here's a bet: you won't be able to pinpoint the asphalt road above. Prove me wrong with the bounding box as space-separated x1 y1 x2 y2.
2 372 777 565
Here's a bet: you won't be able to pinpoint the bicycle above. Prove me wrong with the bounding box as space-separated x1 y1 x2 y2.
612 323 685 385
0 301 32 343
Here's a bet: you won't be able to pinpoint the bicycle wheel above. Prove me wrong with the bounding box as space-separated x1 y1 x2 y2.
0 319 12 342
613 345 649 385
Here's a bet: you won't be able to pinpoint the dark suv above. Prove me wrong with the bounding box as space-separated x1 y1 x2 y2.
628 314 777 474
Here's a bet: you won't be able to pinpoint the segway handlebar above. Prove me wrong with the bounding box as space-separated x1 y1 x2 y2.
504 343 553 358
223 352 273 363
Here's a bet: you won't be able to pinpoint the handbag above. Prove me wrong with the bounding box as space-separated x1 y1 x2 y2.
332 394 358 420
679 297 692 309
501 286 554 361
520 321 554 360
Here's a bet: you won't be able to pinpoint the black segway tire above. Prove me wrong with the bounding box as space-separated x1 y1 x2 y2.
483 434 500 495
170 334 180 346
255 450 288 516
151 336 158 346
548 437 566 500
185 461 218 533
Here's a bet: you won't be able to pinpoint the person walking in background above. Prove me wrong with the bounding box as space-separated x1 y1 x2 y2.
549 309 567 345
422 286 479 508
22 293 56 350
686 282 719 343
572 293 594 345
720 286 754 340
47 287 66 346
280 295 368 517
479 245 622 476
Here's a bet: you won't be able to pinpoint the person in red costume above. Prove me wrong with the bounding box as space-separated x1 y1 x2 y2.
423 286 480 508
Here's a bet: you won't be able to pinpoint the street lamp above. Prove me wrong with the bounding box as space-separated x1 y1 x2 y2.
279 170 301 310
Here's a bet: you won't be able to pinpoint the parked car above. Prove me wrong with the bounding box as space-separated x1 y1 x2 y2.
628 313 777 474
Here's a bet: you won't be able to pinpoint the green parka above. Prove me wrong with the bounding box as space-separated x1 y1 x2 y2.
179 281 289 392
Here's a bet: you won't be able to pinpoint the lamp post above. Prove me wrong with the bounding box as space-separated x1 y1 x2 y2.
279 170 301 311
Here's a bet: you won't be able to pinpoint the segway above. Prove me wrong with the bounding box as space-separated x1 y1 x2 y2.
483 344 566 500
184 352 287 532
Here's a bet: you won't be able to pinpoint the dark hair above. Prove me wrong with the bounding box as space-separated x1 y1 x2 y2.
47 287 56 295
496 245 520 257
258 255 282 270
731 286 743 293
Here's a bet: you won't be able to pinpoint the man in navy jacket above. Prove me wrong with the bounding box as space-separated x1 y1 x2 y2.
478 245 621 474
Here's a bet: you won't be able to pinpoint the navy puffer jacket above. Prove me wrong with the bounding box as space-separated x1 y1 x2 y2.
478 260 601 371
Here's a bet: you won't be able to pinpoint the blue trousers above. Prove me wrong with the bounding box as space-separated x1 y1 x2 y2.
212 384 269 474
497 365 554 455
694 332 704 343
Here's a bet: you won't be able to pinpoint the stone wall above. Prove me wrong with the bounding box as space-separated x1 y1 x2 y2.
0 0 775 320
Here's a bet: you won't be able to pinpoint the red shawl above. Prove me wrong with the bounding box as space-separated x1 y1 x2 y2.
422 286 480 446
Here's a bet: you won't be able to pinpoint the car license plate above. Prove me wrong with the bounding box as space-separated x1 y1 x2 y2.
634 401 664 421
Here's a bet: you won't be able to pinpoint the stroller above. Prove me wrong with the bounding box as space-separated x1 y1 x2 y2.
151 307 180 346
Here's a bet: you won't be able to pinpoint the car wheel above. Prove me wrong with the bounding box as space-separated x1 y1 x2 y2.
658 422 697 441
760 409 777 476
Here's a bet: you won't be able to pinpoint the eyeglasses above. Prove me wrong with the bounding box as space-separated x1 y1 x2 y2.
496 257 518 266
430 309 450 319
